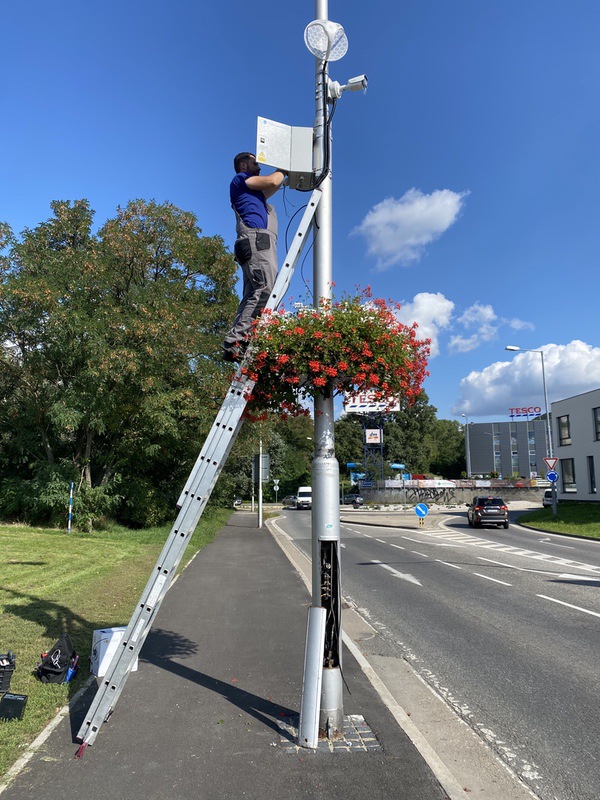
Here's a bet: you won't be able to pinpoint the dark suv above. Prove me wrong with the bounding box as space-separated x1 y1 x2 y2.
466 496 509 529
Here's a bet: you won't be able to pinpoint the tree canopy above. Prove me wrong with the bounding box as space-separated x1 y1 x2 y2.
335 393 465 481
0 199 238 527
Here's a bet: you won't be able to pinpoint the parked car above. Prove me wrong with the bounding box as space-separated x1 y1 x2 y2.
282 495 297 508
343 493 364 506
466 496 509 529
542 489 553 507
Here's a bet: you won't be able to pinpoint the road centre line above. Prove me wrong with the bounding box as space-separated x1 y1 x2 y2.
375 538 386 543
472 572 513 587
390 543 405 550
435 560 463 570
402 536 425 543
411 551 430 558
537 594 600 619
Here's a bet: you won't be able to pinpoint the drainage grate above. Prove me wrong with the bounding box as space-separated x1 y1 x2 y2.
278 714 382 753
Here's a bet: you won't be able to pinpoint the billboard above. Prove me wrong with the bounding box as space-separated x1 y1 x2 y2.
508 406 542 419
365 429 381 444
344 391 400 414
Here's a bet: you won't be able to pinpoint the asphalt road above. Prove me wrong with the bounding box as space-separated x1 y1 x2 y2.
276 507 600 800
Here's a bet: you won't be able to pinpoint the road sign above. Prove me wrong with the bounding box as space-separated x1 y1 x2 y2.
546 471 559 483
544 457 558 471
414 503 429 518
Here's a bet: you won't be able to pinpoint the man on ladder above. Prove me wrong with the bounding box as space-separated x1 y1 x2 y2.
222 152 287 362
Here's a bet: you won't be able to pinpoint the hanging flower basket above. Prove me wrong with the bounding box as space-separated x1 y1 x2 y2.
240 291 430 418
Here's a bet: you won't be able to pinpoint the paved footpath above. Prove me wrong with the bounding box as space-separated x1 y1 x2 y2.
1 513 449 800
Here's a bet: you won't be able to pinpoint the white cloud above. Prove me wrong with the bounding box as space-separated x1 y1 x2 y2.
352 188 469 270
449 302 498 353
452 340 600 417
395 292 454 358
507 318 535 331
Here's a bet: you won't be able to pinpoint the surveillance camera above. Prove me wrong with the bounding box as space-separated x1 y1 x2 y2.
346 74 368 92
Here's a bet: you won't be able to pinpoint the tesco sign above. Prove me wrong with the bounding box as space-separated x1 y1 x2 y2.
509 406 542 418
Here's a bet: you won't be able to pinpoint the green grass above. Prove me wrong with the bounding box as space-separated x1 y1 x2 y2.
517 501 600 539
0 508 231 779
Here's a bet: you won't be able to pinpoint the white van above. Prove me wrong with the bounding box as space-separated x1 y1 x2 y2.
296 486 312 509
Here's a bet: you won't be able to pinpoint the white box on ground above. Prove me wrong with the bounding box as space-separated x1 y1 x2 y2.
91 627 138 677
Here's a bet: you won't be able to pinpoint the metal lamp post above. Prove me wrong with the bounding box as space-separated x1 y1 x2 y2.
461 413 472 478
299 2 365 748
505 346 553 457
506 345 557 516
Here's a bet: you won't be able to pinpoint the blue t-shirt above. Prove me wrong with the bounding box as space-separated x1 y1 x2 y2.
230 172 268 229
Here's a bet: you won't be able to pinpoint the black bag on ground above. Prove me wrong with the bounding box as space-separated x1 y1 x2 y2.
37 634 77 684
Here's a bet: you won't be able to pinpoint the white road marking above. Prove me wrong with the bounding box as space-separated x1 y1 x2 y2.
539 537 574 549
537 594 600 619
411 551 430 558
425 530 600 574
390 543 405 550
557 573 600 583
435 560 463 570
472 572 513 587
375 538 386 543
371 559 422 586
477 557 556 576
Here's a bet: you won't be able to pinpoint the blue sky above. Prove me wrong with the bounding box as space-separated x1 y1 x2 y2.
3 0 599 422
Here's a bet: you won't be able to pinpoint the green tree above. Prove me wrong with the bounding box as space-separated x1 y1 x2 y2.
0 199 238 527
335 415 366 477
334 392 438 480
382 393 437 475
429 418 466 477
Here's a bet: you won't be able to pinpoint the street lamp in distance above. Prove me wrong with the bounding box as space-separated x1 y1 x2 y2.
505 346 553 457
461 413 472 478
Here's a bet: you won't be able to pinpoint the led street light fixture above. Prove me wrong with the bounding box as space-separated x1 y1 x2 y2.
304 19 348 61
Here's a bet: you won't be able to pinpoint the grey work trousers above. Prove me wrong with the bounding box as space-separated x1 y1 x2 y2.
223 207 278 349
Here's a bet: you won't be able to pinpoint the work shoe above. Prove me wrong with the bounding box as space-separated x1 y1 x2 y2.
222 342 247 363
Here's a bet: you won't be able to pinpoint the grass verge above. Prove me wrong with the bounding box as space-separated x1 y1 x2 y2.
517 501 600 539
0 507 231 779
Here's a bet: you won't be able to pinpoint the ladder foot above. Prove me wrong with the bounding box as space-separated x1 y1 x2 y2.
75 742 88 759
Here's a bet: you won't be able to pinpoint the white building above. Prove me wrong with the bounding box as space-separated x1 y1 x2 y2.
551 388 600 501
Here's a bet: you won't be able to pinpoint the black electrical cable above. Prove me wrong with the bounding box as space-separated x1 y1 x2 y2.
297 61 333 192
284 203 308 253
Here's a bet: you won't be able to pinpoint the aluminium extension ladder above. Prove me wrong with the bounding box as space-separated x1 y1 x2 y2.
76 188 322 755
